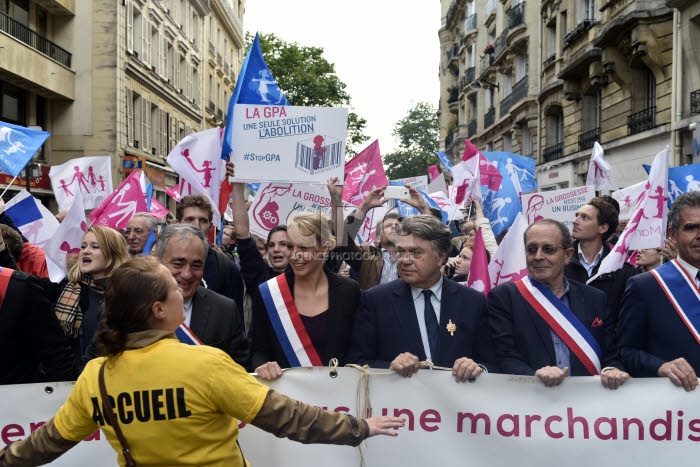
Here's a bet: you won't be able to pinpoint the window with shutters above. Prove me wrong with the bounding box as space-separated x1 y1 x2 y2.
143 99 151 152
151 24 159 73
191 11 198 49
126 1 134 53
179 54 186 93
515 54 528 82
133 7 142 59
142 16 150 65
502 132 512 152
166 41 174 84
134 93 142 149
161 110 168 157
521 124 533 156
169 115 178 152
186 61 192 98
151 104 159 155
126 88 134 146
503 70 513 96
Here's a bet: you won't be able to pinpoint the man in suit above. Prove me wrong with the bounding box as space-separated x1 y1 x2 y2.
176 194 245 317
347 215 494 382
618 191 700 391
488 219 629 389
153 224 249 369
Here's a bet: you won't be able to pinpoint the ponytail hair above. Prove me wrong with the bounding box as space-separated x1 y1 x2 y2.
96 256 170 357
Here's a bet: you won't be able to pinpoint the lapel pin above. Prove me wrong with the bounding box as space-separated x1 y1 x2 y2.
446 319 456 336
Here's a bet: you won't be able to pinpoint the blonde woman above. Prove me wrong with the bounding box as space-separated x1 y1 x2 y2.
54 226 130 370
252 211 361 379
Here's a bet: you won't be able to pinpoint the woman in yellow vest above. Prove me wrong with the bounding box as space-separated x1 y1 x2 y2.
0 256 403 466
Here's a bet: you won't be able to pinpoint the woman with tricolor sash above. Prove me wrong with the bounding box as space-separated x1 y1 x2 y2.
252 211 361 380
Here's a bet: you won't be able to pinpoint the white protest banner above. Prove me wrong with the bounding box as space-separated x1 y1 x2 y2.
232 104 348 184
521 185 595 230
49 156 113 211
2 370 699 466
248 182 332 240
392 175 428 193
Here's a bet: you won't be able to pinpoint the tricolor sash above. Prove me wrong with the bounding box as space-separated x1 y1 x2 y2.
258 274 323 367
0 267 13 309
175 323 203 346
515 276 602 375
650 260 700 345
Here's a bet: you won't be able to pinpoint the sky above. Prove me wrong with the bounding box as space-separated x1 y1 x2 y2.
243 0 441 155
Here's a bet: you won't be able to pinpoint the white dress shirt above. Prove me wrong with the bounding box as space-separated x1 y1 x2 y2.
410 278 443 363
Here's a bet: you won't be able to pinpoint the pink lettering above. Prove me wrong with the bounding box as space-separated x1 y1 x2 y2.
545 415 563 439
593 417 617 440
1 424 24 444
419 410 441 432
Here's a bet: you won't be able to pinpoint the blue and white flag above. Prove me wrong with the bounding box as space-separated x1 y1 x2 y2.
0 121 50 177
221 33 290 160
482 153 523 238
644 162 700 207
4 189 59 250
483 151 537 195
435 151 454 172
389 181 448 224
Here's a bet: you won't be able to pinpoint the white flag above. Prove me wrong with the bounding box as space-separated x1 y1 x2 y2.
166 128 226 225
44 194 88 282
488 213 528 289
588 146 669 283
428 191 465 221
611 181 647 220
585 142 618 191
49 156 113 211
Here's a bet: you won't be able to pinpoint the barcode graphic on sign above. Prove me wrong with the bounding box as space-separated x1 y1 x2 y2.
295 136 342 175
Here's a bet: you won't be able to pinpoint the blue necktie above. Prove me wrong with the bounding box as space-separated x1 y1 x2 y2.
422 289 439 360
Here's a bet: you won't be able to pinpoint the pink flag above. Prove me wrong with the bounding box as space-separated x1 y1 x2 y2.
150 197 170 218
488 213 528 288
585 142 618 191
89 170 148 230
588 146 669 283
428 164 440 181
342 140 389 207
467 228 491 294
165 184 181 202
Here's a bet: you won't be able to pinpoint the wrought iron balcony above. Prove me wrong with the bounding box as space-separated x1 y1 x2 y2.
207 101 215 113
464 14 477 33
508 2 526 29
691 89 700 114
627 106 655 135
445 126 460 149
484 107 495 129
465 66 475 84
494 27 509 60
217 108 223 119
0 11 72 67
543 54 556 68
578 127 600 151
467 119 477 137
563 19 593 49
480 54 494 76
512 76 528 103
543 142 565 162
500 93 513 117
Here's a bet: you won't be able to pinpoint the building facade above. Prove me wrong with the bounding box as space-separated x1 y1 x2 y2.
0 0 246 209
439 0 699 192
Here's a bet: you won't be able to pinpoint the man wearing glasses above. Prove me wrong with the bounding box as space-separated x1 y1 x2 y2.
124 213 157 257
488 219 629 389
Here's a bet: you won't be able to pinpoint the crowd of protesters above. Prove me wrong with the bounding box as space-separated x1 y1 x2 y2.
0 168 698 395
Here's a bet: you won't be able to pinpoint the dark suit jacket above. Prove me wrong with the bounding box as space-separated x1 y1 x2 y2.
488 279 621 376
204 247 245 319
191 286 250 370
251 270 360 370
618 267 700 376
346 278 495 370
1 269 75 384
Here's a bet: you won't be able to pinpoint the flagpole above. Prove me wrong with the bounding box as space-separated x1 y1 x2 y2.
0 173 20 199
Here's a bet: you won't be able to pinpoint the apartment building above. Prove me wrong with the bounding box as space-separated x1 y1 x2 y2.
439 0 699 192
0 0 246 209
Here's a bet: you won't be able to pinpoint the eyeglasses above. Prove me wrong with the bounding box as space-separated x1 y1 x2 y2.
123 228 146 236
525 244 565 256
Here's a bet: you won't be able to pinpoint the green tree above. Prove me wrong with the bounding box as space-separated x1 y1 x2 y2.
383 102 439 180
250 33 369 156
